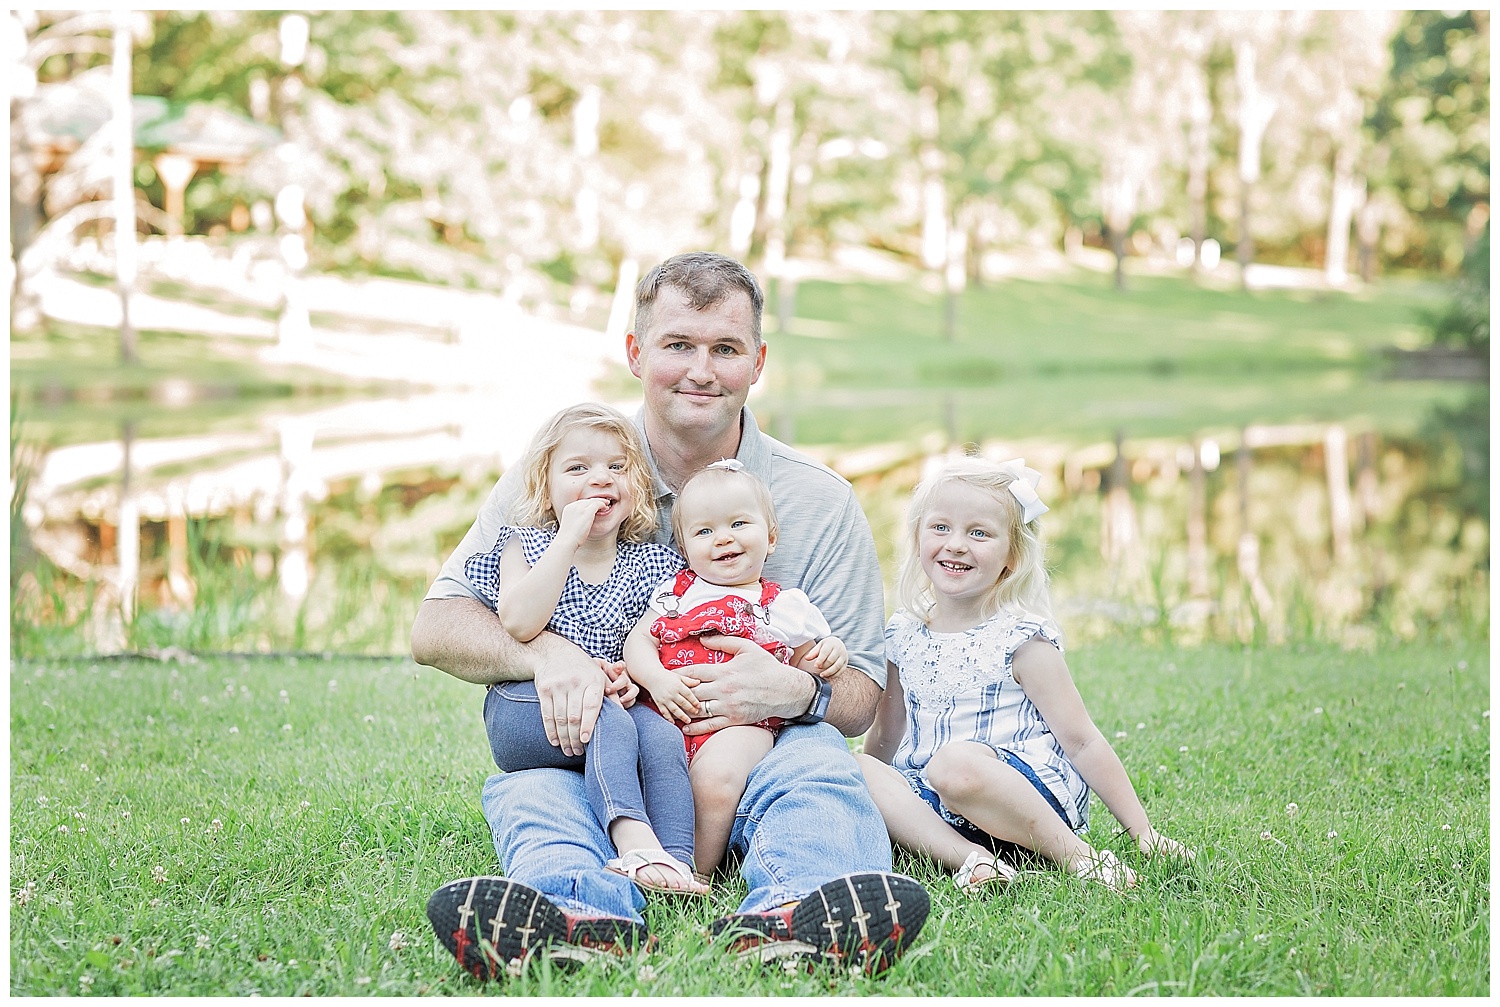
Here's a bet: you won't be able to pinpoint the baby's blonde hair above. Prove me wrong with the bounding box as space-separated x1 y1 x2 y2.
896 457 1052 624
516 403 660 544
670 460 777 551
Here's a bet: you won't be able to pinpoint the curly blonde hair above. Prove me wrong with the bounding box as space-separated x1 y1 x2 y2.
896 457 1053 625
515 403 660 545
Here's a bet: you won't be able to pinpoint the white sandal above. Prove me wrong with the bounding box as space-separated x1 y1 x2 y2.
1073 849 1136 892
953 850 1017 896
604 849 709 896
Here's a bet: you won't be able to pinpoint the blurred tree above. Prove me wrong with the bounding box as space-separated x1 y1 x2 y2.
1366 10 1490 275
11 8 1483 303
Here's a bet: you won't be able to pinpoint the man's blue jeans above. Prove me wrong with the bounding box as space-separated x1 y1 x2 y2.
484 683 696 869
481 722 893 922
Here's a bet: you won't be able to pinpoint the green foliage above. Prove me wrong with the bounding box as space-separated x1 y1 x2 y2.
1368 10 1490 272
1424 224 1489 351
9 643 1488 994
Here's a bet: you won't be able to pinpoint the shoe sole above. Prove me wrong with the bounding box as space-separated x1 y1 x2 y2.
425 876 643 979
719 872 930 975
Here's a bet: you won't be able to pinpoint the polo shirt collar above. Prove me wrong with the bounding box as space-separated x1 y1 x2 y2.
632 406 770 504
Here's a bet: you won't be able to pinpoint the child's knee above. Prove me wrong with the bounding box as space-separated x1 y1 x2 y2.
926 743 989 798
692 764 751 810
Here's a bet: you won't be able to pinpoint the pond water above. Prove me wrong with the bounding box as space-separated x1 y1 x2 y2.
12 362 1487 657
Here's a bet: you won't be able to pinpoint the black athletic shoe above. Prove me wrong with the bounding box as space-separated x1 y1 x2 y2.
425 876 649 979
709 872 930 976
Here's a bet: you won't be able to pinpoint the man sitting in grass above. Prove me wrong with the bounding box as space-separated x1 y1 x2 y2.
411 251 930 978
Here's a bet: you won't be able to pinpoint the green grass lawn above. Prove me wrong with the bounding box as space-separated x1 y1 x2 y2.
746 272 1469 446
10 640 1488 996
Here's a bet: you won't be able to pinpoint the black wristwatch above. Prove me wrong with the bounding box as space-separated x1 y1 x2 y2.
789 673 832 725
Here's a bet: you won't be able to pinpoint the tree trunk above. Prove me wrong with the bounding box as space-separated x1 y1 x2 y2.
1234 40 1276 293
1109 224 1127 291
1324 148 1359 287
112 11 138 364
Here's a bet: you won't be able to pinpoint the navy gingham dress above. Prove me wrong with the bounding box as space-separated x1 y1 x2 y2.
464 525 684 662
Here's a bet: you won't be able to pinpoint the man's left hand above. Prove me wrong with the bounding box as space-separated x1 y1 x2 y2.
682 634 812 735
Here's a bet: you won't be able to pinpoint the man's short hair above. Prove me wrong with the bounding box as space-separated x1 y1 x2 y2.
634 251 765 346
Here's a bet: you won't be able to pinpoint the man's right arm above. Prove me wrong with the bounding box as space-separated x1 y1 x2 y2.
410 596 536 686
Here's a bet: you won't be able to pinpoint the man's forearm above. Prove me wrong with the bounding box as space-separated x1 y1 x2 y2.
824 667 881 738
410 597 537 685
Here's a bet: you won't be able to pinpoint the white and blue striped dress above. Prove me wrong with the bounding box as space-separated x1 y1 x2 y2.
887 607 1090 833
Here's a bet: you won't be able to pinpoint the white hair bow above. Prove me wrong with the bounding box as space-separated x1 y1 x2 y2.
997 459 1048 524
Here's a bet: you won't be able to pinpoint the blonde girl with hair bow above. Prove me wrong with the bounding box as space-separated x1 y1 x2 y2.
858 457 1193 894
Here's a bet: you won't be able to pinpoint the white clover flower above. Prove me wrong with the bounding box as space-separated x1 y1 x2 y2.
15 886 34 907
638 964 656 983
196 935 210 950
200 696 209 704
1253 933 1268 943
75 811 86 820
80 763 88 772
1396 682 1405 690
180 818 191 826
1260 831 1273 841
151 866 167 884
299 801 310 809
149 898 161 908
58 825 69 835
1327 830 1338 839
79 974 94 991
1178 746 1189 753
1313 707 1323 715
280 690 289 701
363 715 374 723
146 715 154 725
389 931 410 951
1285 803 1298 816
1442 824 1452 831
282 724 292 732
210 819 224 832
1136 722 1145 730
228 726 239 734
121 811 131 819
1115 731 1127 739
328 680 338 691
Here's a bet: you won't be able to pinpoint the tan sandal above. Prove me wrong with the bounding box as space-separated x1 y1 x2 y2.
953 850 1016 896
605 849 710 896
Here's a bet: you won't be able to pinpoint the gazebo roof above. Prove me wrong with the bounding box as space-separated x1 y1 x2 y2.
21 70 281 167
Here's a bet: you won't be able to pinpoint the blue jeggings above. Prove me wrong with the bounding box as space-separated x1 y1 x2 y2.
483 682 695 869
480 720 892 922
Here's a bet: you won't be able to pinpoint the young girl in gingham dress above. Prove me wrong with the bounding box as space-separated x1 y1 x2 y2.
859 457 1194 894
463 403 706 896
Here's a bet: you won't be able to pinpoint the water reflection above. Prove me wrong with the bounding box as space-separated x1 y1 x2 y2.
12 386 1488 656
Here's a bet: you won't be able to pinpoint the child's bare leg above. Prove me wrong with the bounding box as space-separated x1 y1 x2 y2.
856 753 1002 882
688 726 775 875
606 818 707 892
926 742 1136 887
